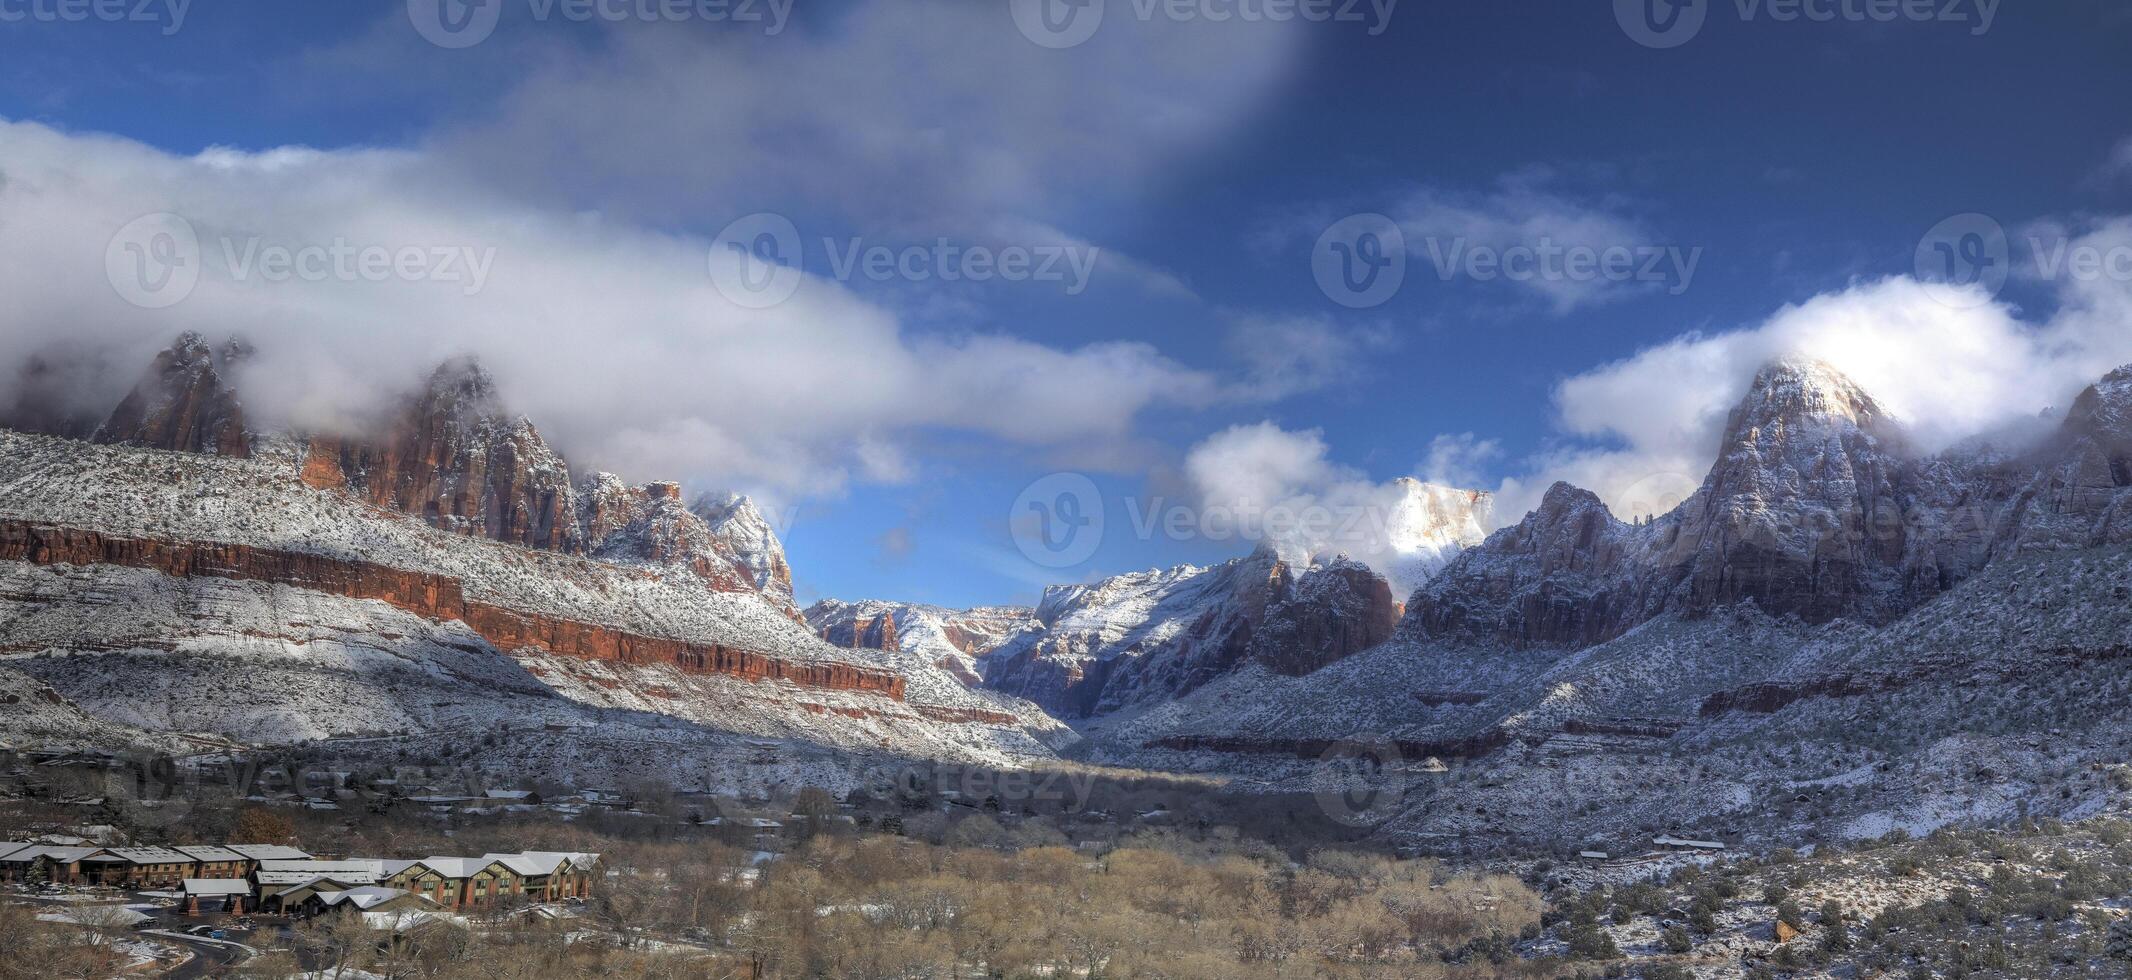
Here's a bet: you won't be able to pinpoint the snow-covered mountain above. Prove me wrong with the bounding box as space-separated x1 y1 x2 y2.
968 479 1487 720
1090 358 2132 851
978 545 1405 718
1408 357 2129 648
692 491 798 615
804 600 1037 686
0 336 1070 790
1373 478 1494 601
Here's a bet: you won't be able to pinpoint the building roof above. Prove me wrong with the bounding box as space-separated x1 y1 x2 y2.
520 851 598 873
316 886 430 910
412 856 513 879
3 846 104 863
94 846 193 865
182 879 253 897
480 853 546 876
256 860 384 886
174 845 248 863
229 844 313 861
0 842 33 861
272 876 378 898
1653 836 1727 850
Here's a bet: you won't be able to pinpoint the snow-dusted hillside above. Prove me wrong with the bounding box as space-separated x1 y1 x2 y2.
1082 358 2132 852
0 429 1071 786
804 599 1037 686
981 545 1403 718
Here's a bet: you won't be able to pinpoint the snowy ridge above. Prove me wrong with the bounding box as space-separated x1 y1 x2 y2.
981 544 1400 718
1085 357 2132 852
804 599 1038 686
0 429 1071 777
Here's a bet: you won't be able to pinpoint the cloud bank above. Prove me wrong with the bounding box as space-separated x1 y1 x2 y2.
1484 209 2132 521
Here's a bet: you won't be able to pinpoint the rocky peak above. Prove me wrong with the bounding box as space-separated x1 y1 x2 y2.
2060 363 2132 458
1250 557 1399 676
92 331 252 458
573 474 757 593
691 492 795 613
1720 357 1897 451
983 544 1402 716
424 355 502 416
1409 358 1930 648
305 356 582 552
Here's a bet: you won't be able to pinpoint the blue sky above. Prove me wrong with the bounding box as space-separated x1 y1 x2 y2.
4 0 2132 608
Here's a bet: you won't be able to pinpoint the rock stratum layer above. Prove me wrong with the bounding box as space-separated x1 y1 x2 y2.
0 520 904 698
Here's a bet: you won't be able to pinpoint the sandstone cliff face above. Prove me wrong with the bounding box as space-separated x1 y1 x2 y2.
1409 359 2132 649
0 518 905 699
1249 557 1400 676
574 475 757 594
303 358 581 552
92 333 252 458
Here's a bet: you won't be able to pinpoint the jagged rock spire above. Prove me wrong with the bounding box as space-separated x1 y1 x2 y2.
93 332 252 458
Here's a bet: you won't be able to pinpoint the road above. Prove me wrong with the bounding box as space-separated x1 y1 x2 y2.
140 928 255 979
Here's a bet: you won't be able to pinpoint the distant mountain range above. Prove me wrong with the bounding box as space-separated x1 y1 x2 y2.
8 334 2132 849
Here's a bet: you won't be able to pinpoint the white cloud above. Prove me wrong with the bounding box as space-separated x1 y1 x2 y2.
2099 136 2132 185
1182 422 1489 594
399 4 1307 240
0 119 1232 498
1220 313 1393 402
1393 170 1684 313
1420 433 1502 489
1497 255 2132 521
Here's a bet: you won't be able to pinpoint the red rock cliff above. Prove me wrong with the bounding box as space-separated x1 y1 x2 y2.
0 520 903 699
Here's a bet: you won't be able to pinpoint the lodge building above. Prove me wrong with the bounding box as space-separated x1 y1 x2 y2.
3 839 598 919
